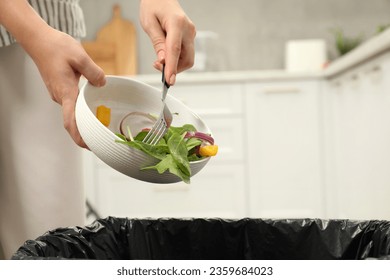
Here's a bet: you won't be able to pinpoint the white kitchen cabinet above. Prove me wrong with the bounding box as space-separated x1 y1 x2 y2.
87 160 246 218
83 38 390 221
323 52 390 220
167 83 246 163
245 80 325 218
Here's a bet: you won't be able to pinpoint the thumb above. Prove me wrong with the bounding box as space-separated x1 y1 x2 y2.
75 55 106 87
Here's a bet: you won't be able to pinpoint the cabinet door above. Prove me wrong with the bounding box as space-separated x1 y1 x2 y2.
324 53 390 220
88 160 246 219
167 83 246 162
245 80 324 218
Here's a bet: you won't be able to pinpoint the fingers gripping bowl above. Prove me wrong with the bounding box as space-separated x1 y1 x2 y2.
75 76 212 184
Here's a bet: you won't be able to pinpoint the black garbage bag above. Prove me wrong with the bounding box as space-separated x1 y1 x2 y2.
12 217 390 260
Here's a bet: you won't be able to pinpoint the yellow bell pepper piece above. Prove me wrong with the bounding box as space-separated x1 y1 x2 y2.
199 145 218 157
96 105 111 127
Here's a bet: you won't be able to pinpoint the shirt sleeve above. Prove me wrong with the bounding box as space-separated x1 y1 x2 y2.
0 0 86 47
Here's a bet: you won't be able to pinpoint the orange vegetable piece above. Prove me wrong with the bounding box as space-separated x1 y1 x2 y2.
199 145 218 157
96 105 111 127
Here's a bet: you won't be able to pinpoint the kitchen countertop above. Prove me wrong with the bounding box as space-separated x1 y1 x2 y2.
134 28 390 84
134 68 323 85
324 27 390 78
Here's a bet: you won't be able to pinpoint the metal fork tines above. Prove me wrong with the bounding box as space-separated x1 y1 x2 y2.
143 65 173 145
143 103 173 145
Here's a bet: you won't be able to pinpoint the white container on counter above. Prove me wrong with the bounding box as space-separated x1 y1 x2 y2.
191 31 219 72
285 39 327 72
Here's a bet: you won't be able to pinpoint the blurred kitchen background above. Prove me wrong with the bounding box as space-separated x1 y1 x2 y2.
80 0 390 223
80 0 390 73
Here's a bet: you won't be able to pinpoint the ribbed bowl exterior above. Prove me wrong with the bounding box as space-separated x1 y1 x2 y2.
76 76 211 184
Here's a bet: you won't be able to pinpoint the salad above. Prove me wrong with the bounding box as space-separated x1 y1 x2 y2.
96 106 217 183
115 124 218 184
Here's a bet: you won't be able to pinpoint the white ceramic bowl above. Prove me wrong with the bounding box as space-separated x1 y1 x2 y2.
75 75 211 184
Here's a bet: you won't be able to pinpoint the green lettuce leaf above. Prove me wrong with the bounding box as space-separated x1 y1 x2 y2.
116 124 203 183
141 154 190 184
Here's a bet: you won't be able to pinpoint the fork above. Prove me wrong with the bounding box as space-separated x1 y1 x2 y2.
142 65 173 145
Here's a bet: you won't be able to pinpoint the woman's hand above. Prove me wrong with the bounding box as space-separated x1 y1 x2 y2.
0 0 106 148
140 0 196 85
28 28 106 148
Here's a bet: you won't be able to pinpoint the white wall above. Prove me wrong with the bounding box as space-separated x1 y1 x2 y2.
80 0 390 74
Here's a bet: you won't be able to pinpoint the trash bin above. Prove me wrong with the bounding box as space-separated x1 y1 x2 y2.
12 217 390 260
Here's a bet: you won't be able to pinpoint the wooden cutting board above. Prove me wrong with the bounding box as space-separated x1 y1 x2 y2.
82 5 137 75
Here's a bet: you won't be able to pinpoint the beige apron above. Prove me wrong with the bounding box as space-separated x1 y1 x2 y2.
0 44 86 259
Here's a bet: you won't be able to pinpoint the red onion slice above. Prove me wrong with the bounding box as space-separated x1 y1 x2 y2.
119 112 155 139
185 131 214 145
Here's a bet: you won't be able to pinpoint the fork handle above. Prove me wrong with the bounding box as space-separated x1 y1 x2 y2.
161 64 170 101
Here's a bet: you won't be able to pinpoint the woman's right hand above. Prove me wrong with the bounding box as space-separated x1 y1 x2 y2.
140 0 196 85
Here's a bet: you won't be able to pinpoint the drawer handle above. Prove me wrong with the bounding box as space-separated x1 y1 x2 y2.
371 65 381 72
350 74 359 81
153 184 189 192
263 87 301 94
